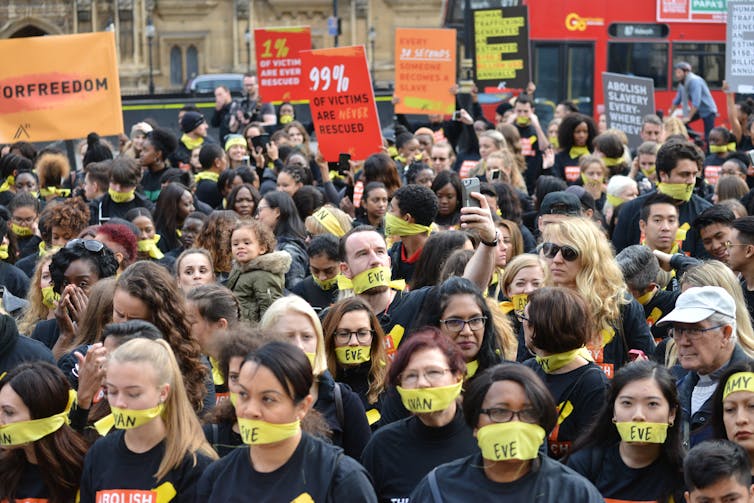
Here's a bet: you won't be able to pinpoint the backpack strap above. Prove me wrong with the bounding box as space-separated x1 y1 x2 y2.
334 382 344 427
427 467 443 503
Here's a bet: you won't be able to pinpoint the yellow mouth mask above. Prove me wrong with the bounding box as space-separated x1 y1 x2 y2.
313 274 339 291
335 345 371 365
138 235 165 260
337 266 405 294
396 381 462 413
11 223 33 237
41 285 60 309
0 244 8 260
238 418 300 445
615 422 668 444
535 348 583 374
384 212 432 237
657 182 694 202
0 390 75 446
477 421 545 461
109 188 136 203
110 403 165 430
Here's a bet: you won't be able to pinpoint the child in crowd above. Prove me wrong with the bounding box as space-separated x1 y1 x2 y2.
226 219 290 322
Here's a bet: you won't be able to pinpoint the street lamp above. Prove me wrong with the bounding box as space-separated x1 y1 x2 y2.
368 26 376 84
244 28 252 72
145 17 156 95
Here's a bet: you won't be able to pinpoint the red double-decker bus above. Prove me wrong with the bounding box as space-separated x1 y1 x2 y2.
444 0 728 125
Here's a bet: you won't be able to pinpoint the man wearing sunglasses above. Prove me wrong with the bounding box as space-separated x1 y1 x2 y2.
656 286 750 448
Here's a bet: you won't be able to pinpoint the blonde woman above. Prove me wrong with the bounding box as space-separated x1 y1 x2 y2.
18 252 55 336
304 205 353 241
541 217 655 378
259 295 371 458
501 254 548 362
79 338 217 501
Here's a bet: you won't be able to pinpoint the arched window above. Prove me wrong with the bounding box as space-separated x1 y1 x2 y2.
170 46 183 85
186 45 199 80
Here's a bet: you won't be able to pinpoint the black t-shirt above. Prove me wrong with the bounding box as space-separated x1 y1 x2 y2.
79 430 213 503
89 192 154 225
140 167 169 202
202 420 243 458
290 276 339 313
195 432 378 502
30 318 59 350
195 179 223 209
388 241 420 285
411 453 603 502
377 287 432 360
567 443 684 503
741 279 754 325
5 460 50 501
0 313 54 374
552 150 585 185
361 409 477 503
523 361 608 459
644 289 679 343
516 123 543 193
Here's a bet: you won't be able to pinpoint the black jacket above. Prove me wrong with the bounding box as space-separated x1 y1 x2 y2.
0 314 54 374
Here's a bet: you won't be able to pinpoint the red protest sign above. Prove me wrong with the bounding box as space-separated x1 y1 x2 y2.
301 46 382 162
394 28 456 115
254 27 311 102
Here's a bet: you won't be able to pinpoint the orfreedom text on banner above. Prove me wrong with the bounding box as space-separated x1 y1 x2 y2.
0 32 122 143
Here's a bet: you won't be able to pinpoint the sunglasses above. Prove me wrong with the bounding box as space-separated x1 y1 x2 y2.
541 242 579 261
65 238 105 253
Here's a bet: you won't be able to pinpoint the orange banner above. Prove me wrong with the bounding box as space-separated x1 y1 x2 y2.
254 26 312 102
0 32 122 143
394 28 456 115
301 45 382 162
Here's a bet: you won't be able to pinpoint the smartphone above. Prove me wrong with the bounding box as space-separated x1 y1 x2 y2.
747 149 754 166
488 169 501 181
462 177 481 208
338 153 351 175
452 110 461 121
252 133 270 151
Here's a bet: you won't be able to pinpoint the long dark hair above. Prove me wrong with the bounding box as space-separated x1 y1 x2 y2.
430 276 504 375
115 261 208 412
0 362 88 503
567 360 684 495
410 230 470 290
154 182 191 251
262 190 306 242
243 341 313 403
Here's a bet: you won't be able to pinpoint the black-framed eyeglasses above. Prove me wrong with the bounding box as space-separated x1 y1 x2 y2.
480 407 539 423
65 239 105 253
440 316 487 333
670 324 725 341
541 242 580 262
334 329 374 344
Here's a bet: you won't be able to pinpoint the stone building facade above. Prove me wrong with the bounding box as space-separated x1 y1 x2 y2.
0 0 443 94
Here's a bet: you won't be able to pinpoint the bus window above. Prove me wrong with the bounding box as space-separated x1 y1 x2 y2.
607 42 668 90
672 43 725 90
533 42 594 124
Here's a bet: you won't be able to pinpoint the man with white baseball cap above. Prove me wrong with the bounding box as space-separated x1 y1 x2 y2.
657 286 753 447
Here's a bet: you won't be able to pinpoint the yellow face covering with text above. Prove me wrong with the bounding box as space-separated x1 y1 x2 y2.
335 345 371 365
384 212 432 237
238 418 300 445
535 348 583 373
138 235 165 260
396 381 462 413
11 223 33 237
615 422 668 444
109 188 136 203
337 266 406 294
477 421 545 461
0 390 75 446
110 403 164 429
657 182 694 202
